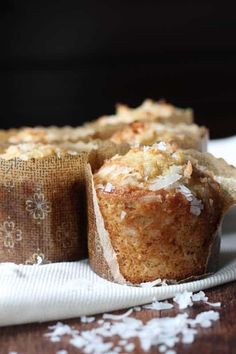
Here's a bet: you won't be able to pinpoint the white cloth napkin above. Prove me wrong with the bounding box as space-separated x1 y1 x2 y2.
0 137 236 327
209 136 236 166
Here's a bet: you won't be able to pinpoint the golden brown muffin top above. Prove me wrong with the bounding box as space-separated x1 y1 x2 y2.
7 125 95 144
95 99 193 127
94 144 225 217
0 143 79 160
95 144 188 187
110 121 207 148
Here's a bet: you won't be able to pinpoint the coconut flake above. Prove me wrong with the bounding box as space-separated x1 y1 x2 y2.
120 211 127 220
45 322 79 343
103 309 133 321
191 291 221 308
143 145 151 152
159 345 167 353
148 166 182 191
140 278 162 287
143 300 173 310
134 306 142 312
194 310 220 328
166 350 176 354
118 339 128 346
192 290 208 302
190 197 204 216
152 142 168 151
104 182 114 193
177 184 204 216
81 316 96 323
206 301 221 308
173 291 193 309
125 343 135 352
177 184 193 201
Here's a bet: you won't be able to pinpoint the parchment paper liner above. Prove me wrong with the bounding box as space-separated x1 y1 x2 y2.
0 154 88 264
87 151 236 286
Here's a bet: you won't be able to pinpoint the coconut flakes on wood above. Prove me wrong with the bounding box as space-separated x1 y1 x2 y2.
45 290 220 354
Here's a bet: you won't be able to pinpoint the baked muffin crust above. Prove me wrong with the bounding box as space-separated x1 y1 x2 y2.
97 99 193 127
92 145 223 283
0 143 77 160
3 126 96 145
85 99 194 140
110 121 208 151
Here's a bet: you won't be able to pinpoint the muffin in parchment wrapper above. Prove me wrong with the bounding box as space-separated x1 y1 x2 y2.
110 121 208 152
84 99 194 140
0 144 89 264
87 144 236 285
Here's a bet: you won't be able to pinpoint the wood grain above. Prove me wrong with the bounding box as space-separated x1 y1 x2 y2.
1 281 236 354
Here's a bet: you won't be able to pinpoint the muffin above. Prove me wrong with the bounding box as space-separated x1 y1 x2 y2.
0 127 129 171
0 143 78 160
111 121 208 152
57 139 128 172
85 99 193 140
88 144 236 284
1 125 96 145
0 143 88 264
115 99 193 124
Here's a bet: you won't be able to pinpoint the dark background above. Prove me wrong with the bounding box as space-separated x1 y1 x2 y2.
1 0 236 138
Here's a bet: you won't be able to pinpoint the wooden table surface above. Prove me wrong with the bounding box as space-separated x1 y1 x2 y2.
1 280 236 354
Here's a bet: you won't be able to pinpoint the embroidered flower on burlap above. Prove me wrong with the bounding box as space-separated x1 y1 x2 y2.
25 250 50 265
26 191 51 220
0 218 22 248
56 222 75 249
4 180 14 193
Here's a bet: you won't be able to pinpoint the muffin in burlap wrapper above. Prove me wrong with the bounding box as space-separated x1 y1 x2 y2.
87 146 236 285
0 151 88 264
85 99 194 140
0 139 129 264
110 122 208 152
55 139 129 172
84 140 130 172
0 130 130 172
0 125 96 145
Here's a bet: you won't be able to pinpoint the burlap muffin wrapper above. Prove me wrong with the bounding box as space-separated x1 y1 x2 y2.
0 153 88 264
87 140 130 172
87 151 236 286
